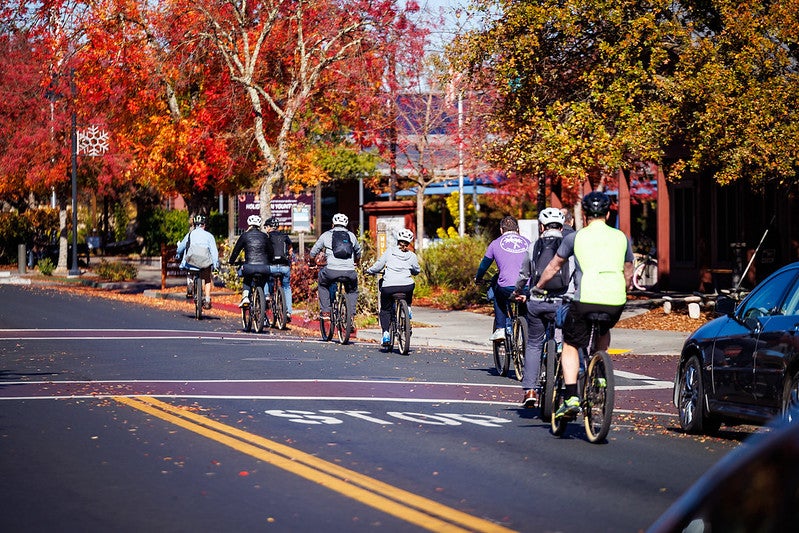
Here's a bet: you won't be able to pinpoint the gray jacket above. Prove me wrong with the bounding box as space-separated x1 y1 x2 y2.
367 247 420 287
310 227 362 270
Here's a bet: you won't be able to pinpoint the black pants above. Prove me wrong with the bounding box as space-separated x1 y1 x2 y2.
378 283 414 332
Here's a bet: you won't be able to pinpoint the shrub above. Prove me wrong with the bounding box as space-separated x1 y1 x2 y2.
419 233 488 289
37 257 55 276
95 260 138 281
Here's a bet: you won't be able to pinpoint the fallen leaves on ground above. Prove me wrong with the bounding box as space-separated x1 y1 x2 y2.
616 308 715 332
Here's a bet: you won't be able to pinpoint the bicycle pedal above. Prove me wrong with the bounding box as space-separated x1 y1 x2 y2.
595 378 607 388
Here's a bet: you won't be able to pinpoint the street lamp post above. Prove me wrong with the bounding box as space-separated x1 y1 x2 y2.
69 70 80 276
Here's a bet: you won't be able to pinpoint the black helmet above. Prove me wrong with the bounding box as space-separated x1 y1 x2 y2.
582 192 611 218
265 216 279 229
193 214 207 225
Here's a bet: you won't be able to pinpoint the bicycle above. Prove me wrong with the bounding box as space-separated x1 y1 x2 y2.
377 275 412 356
320 278 352 344
266 271 288 330
527 293 563 421
241 271 270 334
493 298 528 381
548 296 615 443
632 250 658 291
186 268 204 320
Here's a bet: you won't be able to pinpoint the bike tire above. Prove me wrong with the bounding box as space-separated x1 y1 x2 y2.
512 318 528 381
540 338 558 421
194 276 203 320
274 281 287 330
396 299 411 355
550 357 568 437
493 338 510 377
241 304 252 332
320 309 333 341
583 350 615 443
336 293 351 344
633 260 658 291
253 286 266 333
263 285 275 330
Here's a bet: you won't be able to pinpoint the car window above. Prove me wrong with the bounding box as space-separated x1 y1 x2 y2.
779 273 799 315
739 269 799 319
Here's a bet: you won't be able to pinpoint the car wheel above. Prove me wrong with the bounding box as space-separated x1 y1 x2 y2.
782 370 799 423
678 356 720 434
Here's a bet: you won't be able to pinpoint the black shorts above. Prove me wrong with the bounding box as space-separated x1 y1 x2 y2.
562 301 624 350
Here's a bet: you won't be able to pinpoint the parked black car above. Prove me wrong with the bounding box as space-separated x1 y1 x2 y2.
673 261 799 434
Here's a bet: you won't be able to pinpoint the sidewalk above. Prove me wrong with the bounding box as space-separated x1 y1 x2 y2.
3 262 689 356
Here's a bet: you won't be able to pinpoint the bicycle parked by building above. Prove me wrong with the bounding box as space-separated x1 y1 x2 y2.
632 249 658 291
547 295 615 443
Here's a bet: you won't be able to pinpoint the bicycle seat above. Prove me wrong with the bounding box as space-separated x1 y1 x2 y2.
391 292 407 300
585 312 613 323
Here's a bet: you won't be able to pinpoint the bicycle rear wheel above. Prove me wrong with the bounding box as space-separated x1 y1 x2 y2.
583 350 615 443
633 260 658 291
511 318 527 381
540 338 558 421
252 286 266 333
194 276 203 320
274 281 287 330
396 299 411 355
550 357 568 436
336 293 351 344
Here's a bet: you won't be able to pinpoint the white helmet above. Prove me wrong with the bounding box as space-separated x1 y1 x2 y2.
538 207 565 227
397 228 414 243
247 214 262 227
332 213 348 227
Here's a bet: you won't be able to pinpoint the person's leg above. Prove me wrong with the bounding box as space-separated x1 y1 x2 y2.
521 301 549 391
201 267 213 308
343 270 358 320
279 265 292 314
378 288 392 332
318 268 332 315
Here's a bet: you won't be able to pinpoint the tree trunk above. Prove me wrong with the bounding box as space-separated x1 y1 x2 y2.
55 208 68 275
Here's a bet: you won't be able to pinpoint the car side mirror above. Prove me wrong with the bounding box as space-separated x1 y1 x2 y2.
715 296 736 316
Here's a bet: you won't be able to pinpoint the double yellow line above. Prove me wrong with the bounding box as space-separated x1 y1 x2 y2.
115 396 515 533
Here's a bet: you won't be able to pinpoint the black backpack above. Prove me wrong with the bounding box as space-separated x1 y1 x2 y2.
270 232 290 264
331 230 354 259
532 235 570 292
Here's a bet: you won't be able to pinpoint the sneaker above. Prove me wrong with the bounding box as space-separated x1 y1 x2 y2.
381 331 391 346
521 389 538 409
286 313 292 323
203 300 212 310
320 312 331 321
239 296 250 308
408 306 412 319
554 396 581 419
490 328 505 341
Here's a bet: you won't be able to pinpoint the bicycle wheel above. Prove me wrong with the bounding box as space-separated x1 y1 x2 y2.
633 260 658 291
241 302 252 332
336 293 351 344
511 318 527 381
252 286 266 333
274 281 287 330
263 285 275 330
550 357 568 437
492 337 510 377
583 350 615 443
194 276 203 320
396 299 411 355
319 308 334 341
540 338 558 421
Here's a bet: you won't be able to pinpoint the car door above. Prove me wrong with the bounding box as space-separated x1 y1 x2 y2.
712 271 797 407
754 269 799 412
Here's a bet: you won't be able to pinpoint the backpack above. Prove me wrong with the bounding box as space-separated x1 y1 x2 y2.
270 232 290 264
331 230 354 260
532 235 569 291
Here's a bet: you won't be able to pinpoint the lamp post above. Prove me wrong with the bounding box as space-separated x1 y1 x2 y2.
457 91 465 237
69 70 80 276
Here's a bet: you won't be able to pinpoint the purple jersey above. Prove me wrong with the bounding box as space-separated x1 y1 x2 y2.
486 232 531 286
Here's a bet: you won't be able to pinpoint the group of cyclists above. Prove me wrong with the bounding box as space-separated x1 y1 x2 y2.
477 191 634 420
177 191 633 421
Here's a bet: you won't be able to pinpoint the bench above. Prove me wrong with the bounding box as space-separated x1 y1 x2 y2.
160 243 184 290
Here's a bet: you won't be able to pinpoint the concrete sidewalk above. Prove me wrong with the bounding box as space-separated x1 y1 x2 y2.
4 261 689 356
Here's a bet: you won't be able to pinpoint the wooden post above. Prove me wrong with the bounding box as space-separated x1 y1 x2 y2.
656 166 670 288
160 243 167 291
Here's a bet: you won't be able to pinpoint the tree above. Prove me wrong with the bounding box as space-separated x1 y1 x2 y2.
447 0 799 195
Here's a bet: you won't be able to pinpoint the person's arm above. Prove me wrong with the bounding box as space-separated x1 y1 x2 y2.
409 253 420 276
624 261 634 290
176 232 189 256
228 235 244 264
514 248 534 299
266 233 275 263
475 256 493 281
352 231 362 262
209 233 219 269
309 232 325 258
367 251 388 275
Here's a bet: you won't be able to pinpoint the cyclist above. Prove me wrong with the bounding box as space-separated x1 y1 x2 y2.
176 214 220 309
475 215 531 341
309 213 362 324
227 214 274 308
514 208 573 408
366 228 420 346
533 192 634 419
264 216 294 322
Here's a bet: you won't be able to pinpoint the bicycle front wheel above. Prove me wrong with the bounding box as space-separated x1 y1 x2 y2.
252 286 266 333
583 350 615 443
540 338 558 421
241 303 252 332
336 294 351 344
274 282 287 330
511 318 528 381
396 299 411 355
194 276 203 320
633 260 658 291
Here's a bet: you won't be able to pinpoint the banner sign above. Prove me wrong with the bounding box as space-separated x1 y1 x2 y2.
237 192 314 231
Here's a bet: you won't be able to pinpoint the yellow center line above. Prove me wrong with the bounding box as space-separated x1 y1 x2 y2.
115 396 516 533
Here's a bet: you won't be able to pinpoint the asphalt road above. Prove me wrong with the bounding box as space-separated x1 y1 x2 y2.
0 285 756 532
